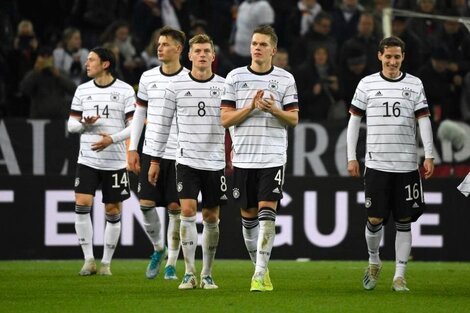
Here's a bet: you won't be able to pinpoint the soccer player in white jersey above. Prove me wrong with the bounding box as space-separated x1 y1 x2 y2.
347 36 435 292
68 47 135 276
128 27 188 281
221 25 299 292
148 34 226 290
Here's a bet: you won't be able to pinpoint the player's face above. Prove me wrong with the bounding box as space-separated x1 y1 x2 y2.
188 42 215 70
250 33 276 65
85 52 107 78
157 35 181 63
378 46 404 79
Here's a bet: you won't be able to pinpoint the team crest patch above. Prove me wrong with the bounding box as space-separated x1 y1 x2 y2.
74 177 80 187
268 80 279 90
365 197 372 208
110 92 120 101
232 188 240 199
210 87 221 98
177 182 183 192
402 88 411 99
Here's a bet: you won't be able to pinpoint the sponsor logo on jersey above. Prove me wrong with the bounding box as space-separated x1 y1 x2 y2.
241 83 249 89
412 202 420 208
375 91 382 96
86 96 92 100
272 187 281 194
220 194 228 200
121 189 129 195
184 91 192 97
151 83 157 88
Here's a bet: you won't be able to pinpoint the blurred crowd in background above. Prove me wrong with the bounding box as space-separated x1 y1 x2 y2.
0 0 470 126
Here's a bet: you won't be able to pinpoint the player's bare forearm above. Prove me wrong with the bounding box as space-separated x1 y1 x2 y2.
271 109 299 127
221 107 254 128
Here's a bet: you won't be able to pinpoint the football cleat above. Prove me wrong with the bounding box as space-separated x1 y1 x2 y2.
363 263 382 290
99 263 112 276
392 277 410 292
79 259 97 276
200 275 218 289
146 247 167 279
164 265 178 280
178 273 197 290
250 272 273 292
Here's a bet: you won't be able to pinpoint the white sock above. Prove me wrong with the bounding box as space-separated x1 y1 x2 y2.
166 210 181 267
365 221 383 265
394 223 412 280
201 220 219 277
141 205 163 251
254 220 276 275
75 205 94 260
101 215 121 264
241 217 259 265
180 215 197 274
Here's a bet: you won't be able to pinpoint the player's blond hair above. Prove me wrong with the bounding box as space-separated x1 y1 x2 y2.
189 34 215 52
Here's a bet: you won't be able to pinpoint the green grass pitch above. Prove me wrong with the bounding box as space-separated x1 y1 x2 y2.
1 260 470 313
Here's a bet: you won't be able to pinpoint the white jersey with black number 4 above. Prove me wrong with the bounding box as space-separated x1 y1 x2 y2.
221 66 298 169
71 79 135 170
137 66 189 159
350 72 430 172
151 72 226 171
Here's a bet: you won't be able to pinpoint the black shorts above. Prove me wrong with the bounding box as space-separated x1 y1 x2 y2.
138 154 179 207
364 167 426 224
74 164 130 203
232 166 284 210
176 163 227 208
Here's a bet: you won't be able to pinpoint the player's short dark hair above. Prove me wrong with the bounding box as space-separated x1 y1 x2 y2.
90 47 116 74
158 26 186 47
252 25 278 47
189 34 215 51
378 36 406 54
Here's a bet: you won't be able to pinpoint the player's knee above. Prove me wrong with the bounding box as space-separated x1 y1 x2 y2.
167 202 180 212
105 203 121 215
140 199 155 207
202 207 219 223
75 193 93 207
241 207 258 219
368 217 383 226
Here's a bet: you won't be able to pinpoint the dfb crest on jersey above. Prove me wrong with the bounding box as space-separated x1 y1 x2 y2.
210 87 221 98
268 80 278 90
365 197 372 208
402 88 412 99
232 188 240 199
110 92 120 101
75 177 80 187
177 182 183 192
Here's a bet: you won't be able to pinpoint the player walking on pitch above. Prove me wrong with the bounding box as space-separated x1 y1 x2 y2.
347 36 435 291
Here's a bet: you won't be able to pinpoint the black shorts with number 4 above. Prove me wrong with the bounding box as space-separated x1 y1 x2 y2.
138 154 179 207
232 166 285 210
176 163 227 208
74 164 130 203
364 167 426 224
